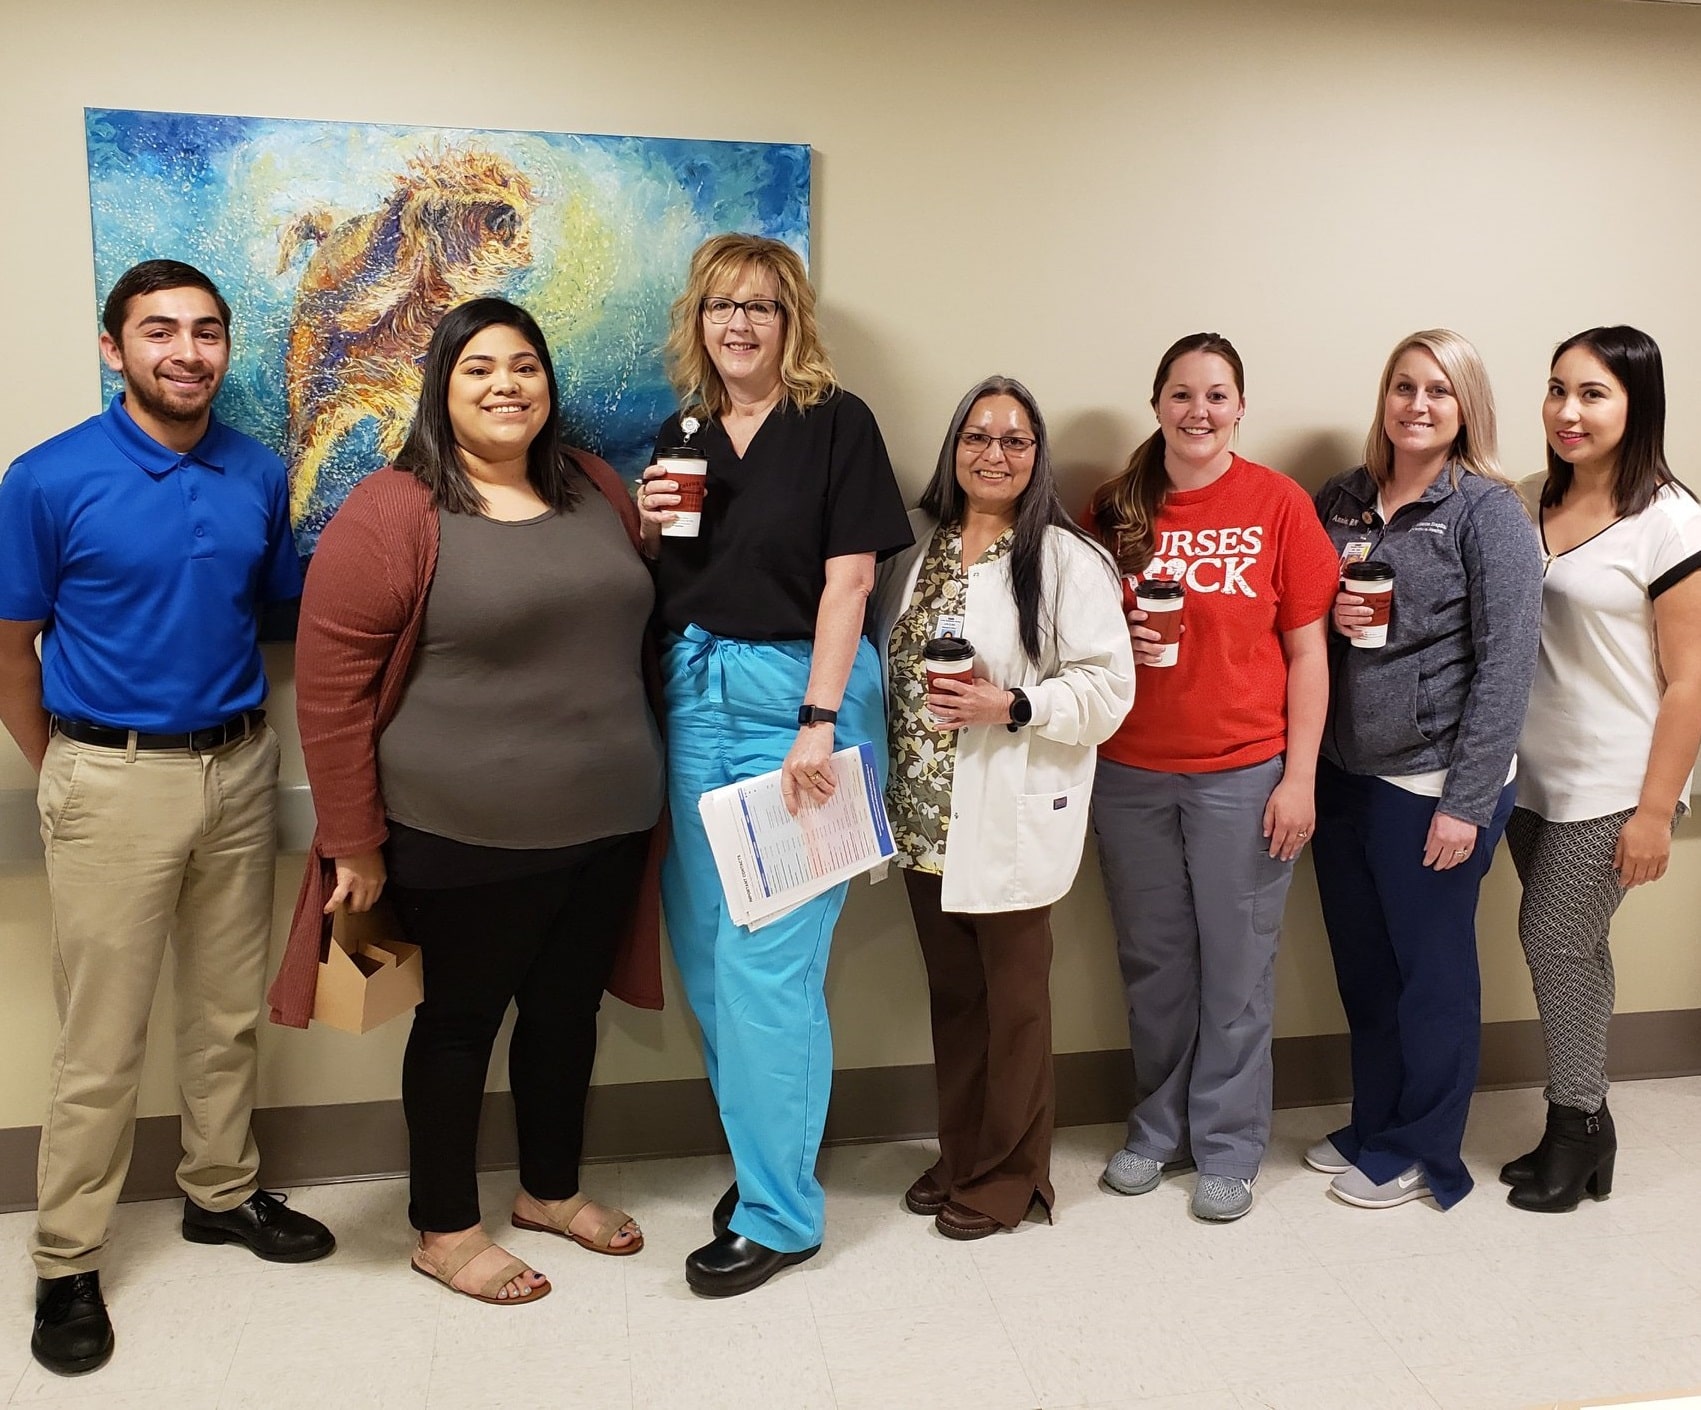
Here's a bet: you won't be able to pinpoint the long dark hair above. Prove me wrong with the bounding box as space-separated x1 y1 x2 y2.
395 297 581 514
919 375 1106 663
1542 325 1685 515
1089 333 1244 574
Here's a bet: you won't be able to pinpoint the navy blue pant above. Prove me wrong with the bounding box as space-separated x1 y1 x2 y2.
1311 760 1515 1208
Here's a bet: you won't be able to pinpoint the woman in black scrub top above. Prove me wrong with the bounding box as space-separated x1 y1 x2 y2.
637 234 911 1298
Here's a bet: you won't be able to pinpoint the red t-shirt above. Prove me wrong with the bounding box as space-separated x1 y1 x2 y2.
1086 455 1338 773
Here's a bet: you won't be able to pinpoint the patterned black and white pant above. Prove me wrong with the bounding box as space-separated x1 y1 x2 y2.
1505 804 1681 1112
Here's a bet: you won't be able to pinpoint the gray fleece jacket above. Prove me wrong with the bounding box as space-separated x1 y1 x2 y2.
1314 465 1542 827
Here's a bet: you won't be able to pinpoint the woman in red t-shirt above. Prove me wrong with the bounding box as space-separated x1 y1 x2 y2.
1086 332 1338 1222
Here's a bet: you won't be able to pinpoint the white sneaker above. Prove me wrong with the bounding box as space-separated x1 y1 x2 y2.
1329 1163 1432 1208
1304 1136 1351 1175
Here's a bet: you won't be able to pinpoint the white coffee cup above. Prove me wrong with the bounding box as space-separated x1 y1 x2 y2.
657 453 708 538
922 637 977 728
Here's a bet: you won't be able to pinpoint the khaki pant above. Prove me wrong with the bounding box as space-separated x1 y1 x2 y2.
32 726 280 1277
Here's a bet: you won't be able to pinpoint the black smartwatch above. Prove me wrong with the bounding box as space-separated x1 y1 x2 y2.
797 705 838 727
1006 687 1033 732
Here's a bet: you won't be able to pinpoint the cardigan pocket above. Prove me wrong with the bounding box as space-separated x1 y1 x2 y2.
1012 781 1090 906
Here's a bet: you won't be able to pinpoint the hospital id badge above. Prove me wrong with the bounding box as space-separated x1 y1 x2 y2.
934 613 966 639
1339 540 1374 571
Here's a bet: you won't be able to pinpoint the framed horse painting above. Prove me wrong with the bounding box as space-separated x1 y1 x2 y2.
84 108 811 557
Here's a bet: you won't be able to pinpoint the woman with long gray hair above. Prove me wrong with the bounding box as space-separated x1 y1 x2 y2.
874 376 1133 1239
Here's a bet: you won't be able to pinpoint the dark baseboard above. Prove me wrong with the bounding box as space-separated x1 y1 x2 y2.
3 1009 1697 1214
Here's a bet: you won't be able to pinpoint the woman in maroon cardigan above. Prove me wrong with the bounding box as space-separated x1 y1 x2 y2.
271 299 665 1306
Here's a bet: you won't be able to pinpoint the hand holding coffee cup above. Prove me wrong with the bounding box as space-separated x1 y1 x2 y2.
922 636 977 729
1130 578 1185 668
637 462 682 536
1122 577 1171 666
1340 561 1395 648
656 443 708 538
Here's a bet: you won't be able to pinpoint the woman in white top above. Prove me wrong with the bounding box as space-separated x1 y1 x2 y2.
1503 325 1701 1213
875 375 1133 1239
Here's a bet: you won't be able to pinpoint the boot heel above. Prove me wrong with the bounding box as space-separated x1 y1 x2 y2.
1587 1155 1615 1201
180 1222 232 1246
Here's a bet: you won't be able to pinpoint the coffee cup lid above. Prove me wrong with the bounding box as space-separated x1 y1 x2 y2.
922 635 976 662
1136 579 1185 600
1343 561 1395 581
660 444 707 461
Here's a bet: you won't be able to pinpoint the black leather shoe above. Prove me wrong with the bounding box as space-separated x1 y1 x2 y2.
685 1231 819 1298
711 1181 739 1238
31 1272 114 1376
182 1190 336 1263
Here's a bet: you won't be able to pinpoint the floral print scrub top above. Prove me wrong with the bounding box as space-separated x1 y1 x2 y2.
886 521 1013 873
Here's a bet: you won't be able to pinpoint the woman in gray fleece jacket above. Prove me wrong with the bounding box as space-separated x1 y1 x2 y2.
1304 330 1542 1211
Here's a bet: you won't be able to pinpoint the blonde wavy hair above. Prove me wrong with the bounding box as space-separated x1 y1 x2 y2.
662 233 836 418
1365 329 1509 486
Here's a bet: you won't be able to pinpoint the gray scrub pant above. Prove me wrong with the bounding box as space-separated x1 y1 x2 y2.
1091 755 1293 1181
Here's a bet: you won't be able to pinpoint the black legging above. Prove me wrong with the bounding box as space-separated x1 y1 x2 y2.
388 831 646 1232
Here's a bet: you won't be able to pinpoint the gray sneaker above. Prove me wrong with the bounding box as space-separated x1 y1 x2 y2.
1101 1150 1164 1195
1329 1163 1432 1208
1191 1174 1255 1221
1304 1136 1351 1174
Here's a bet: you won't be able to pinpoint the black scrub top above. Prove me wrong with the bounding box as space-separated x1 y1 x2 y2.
652 388 913 641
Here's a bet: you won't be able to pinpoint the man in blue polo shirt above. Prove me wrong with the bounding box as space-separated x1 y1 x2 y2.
0 260 335 1378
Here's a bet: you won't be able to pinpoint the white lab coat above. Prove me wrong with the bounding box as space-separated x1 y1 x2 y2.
874 510 1135 913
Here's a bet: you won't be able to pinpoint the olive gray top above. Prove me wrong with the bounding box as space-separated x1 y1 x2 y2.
378 490 663 848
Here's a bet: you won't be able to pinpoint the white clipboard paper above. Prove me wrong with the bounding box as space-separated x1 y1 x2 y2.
698 741 897 931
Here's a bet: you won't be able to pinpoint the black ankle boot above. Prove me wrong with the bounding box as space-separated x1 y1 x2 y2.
1508 1101 1615 1213
1498 1106 1554 1187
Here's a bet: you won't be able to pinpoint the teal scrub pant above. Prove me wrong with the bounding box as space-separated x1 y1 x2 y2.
660 626 886 1252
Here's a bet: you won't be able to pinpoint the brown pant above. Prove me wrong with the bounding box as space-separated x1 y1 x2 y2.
902 869 1055 1227
32 727 279 1277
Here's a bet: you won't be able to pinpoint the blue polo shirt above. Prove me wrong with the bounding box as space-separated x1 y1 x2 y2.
0 397 303 732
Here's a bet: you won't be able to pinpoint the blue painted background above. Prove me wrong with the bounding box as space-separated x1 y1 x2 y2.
86 108 810 553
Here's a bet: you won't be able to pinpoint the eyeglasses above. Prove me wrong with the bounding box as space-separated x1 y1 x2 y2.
701 297 783 325
958 431 1037 456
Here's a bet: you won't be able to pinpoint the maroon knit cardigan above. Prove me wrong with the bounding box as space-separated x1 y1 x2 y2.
267 458 666 1028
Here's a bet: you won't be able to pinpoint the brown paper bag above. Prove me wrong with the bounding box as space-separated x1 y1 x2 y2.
313 899 423 1034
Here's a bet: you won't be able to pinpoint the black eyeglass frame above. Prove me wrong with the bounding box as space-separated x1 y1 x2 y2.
700 297 785 325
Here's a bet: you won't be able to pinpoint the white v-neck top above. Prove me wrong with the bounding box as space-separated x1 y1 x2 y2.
1516 475 1701 821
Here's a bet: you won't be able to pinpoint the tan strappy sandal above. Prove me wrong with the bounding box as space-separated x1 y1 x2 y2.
410 1228 551 1305
511 1192 644 1256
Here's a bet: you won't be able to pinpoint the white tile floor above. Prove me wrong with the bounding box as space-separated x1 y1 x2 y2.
7 1077 1701 1409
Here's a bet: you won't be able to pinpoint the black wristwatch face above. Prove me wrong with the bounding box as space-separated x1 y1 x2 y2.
1009 689 1033 725
798 705 838 726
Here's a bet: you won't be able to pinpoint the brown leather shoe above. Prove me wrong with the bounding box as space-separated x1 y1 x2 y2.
934 1199 1002 1241
903 1170 948 1216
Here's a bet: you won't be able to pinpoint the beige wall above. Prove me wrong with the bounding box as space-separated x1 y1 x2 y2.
3 0 1700 1129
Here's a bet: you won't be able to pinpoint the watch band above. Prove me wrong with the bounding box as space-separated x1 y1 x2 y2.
798 705 839 727
1006 687 1033 732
